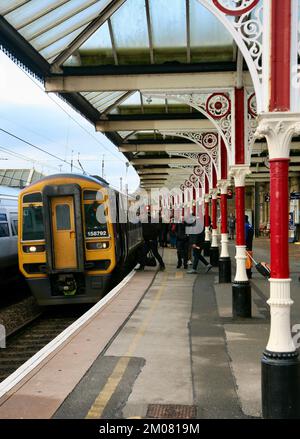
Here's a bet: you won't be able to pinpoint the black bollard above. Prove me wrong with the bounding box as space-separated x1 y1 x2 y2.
219 257 231 283
262 351 300 418
232 281 251 318
209 246 219 267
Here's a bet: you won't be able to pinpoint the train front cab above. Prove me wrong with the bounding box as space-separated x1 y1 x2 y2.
19 179 116 305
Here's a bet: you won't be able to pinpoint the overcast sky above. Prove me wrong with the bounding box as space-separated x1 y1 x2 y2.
0 50 139 193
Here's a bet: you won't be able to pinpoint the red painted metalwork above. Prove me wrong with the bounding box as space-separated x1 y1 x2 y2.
212 198 217 230
203 132 218 149
212 0 259 16
269 159 290 278
248 92 257 118
221 139 228 180
205 200 210 228
206 92 231 119
270 0 291 111
192 187 196 216
205 175 209 194
235 88 245 165
235 186 245 246
212 166 217 188
221 194 228 234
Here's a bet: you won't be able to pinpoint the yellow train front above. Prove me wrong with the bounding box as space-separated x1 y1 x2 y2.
18 174 142 305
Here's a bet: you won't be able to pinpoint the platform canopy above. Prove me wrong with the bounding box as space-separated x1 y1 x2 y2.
1 0 299 188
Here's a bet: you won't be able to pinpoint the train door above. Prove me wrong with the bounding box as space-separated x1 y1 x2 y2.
51 196 77 269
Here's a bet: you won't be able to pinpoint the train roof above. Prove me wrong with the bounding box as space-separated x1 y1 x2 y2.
21 174 137 200
23 173 110 190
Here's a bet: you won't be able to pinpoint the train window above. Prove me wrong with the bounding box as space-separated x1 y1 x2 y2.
83 190 97 201
11 219 18 236
0 214 7 221
83 190 104 201
23 206 44 241
23 193 42 203
0 223 9 237
55 204 71 230
84 203 108 238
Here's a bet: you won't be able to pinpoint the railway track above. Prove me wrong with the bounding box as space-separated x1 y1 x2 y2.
0 263 135 384
0 305 91 382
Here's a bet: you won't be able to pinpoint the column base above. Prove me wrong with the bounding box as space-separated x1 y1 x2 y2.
262 350 300 419
204 240 211 257
219 257 231 283
210 246 219 267
232 281 251 318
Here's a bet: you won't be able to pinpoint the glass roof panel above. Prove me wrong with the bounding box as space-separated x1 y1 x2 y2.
110 0 149 49
80 21 112 51
119 91 142 106
190 0 233 48
142 96 166 106
118 131 136 139
76 21 114 66
81 91 127 112
27 2 104 51
0 1 28 16
41 25 88 61
82 92 102 99
150 0 186 48
5 0 72 31
17 1 108 41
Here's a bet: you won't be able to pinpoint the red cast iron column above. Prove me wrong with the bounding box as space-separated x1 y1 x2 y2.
259 0 300 420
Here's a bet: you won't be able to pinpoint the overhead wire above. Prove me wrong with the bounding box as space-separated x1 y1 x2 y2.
0 51 132 192
0 127 83 172
21 67 127 164
0 145 60 172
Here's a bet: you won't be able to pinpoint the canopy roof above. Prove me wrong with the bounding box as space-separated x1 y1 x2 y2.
0 168 45 188
1 0 299 188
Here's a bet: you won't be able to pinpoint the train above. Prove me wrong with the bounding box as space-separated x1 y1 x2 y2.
18 174 143 305
0 186 19 275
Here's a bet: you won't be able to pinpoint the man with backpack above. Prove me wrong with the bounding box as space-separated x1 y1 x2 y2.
187 228 212 274
136 212 165 271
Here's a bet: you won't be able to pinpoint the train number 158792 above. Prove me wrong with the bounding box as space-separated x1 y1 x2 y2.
87 230 108 237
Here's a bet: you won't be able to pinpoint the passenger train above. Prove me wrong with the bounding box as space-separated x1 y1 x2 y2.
18 174 143 305
0 186 19 275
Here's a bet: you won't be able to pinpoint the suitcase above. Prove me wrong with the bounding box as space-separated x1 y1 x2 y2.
246 251 271 279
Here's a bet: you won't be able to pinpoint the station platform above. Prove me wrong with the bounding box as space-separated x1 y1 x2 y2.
0 240 299 419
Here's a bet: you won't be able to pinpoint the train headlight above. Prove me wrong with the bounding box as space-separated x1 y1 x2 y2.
86 241 109 250
23 245 45 253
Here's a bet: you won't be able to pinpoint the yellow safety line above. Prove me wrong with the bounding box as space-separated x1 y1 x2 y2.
85 272 168 419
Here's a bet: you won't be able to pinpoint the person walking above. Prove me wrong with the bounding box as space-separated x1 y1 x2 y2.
228 213 236 240
245 215 254 279
169 219 177 248
176 221 189 269
160 222 169 247
136 213 165 271
187 228 212 274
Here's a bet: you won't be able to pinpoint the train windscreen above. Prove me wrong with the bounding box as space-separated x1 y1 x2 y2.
84 203 108 238
22 206 44 241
